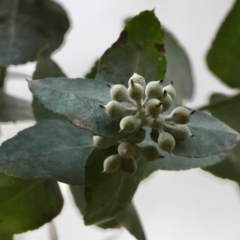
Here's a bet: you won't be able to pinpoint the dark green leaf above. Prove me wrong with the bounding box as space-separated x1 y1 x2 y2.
96 10 166 85
0 66 6 89
150 105 239 158
115 203 146 240
70 185 119 229
84 147 147 226
28 77 131 139
0 232 12 240
0 120 93 184
70 185 146 239
206 1 240 88
0 90 33 122
0 0 70 66
0 174 63 234
32 49 66 121
164 29 194 102
84 60 99 79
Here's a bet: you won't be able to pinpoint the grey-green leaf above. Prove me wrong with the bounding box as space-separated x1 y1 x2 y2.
0 120 93 184
202 93 240 184
0 90 33 122
96 10 166 85
28 77 130 139
84 147 147 226
0 174 63 234
203 153 240 183
0 0 70 66
151 105 240 158
32 49 66 121
70 185 146 240
164 29 194 102
147 151 224 172
206 1 240 88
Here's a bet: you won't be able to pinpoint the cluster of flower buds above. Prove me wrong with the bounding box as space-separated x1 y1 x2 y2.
94 73 195 174
93 132 163 174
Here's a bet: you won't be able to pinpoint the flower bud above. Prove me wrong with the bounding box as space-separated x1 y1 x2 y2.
147 115 164 130
127 80 144 101
108 84 135 104
168 106 194 124
142 144 162 161
100 100 132 118
145 80 163 99
163 82 176 100
121 158 137 174
145 99 163 117
158 131 175 154
118 141 137 159
160 90 173 112
128 128 146 143
119 115 140 133
103 154 121 173
163 124 193 141
93 136 116 149
128 73 146 87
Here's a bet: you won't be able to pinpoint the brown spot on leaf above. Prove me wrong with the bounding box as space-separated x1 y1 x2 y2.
154 43 165 52
112 30 128 48
85 187 92 202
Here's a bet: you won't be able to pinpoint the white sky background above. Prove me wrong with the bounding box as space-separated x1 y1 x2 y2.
1 0 240 239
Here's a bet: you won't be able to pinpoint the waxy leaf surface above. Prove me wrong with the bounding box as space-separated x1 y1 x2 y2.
32 50 66 121
29 77 130 139
203 93 240 184
151 106 240 158
0 120 93 184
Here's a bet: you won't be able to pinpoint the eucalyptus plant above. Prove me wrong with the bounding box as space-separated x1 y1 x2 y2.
0 1 240 239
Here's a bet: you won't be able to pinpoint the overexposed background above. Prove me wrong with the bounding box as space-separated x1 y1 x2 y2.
1 0 240 239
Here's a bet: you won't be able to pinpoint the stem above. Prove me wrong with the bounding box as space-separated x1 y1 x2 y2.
198 93 239 111
0 66 7 89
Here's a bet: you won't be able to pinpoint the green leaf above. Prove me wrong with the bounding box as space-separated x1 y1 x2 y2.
0 174 63 234
0 232 13 240
0 120 93 184
0 0 69 66
150 105 239 158
164 29 194 102
96 10 166 85
84 60 99 79
115 203 146 240
70 185 146 240
0 90 33 122
206 1 240 88
28 77 131 139
32 49 66 121
84 147 147 226
202 93 240 183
